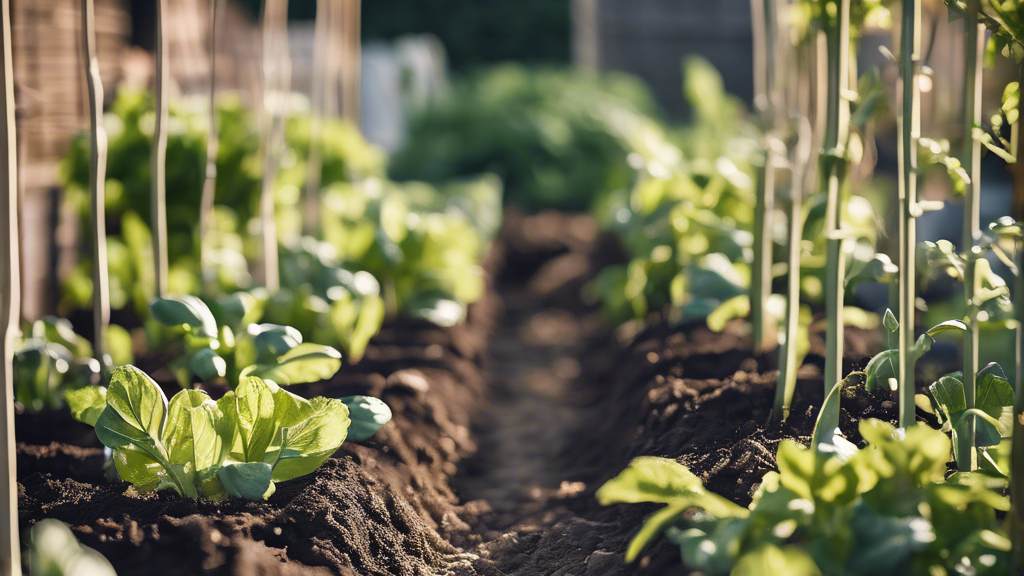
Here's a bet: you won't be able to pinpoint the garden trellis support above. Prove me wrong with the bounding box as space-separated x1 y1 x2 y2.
897 0 921 430
199 0 220 294
152 0 169 298
259 0 290 293
960 0 985 471
82 0 110 370
0 0 19 570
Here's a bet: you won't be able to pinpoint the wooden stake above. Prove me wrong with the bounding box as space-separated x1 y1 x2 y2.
0 0 19 569
82 0 109 367
152 0 169 297
199 0 219 293
259 0 289 292
340 0 360 125
303 0 330 238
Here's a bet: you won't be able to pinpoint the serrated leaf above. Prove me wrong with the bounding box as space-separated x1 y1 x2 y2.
269 397 350 482
228 377 277 462
95 366 168 449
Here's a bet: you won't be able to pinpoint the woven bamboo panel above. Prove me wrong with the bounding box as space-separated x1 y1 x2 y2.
12 0 128 189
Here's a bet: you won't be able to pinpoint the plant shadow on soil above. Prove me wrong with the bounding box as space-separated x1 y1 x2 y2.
17 208 905 576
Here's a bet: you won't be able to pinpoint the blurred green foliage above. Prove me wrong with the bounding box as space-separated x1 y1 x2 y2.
391 64 679 212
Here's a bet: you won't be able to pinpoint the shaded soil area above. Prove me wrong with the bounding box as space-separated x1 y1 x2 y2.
17 208 892 575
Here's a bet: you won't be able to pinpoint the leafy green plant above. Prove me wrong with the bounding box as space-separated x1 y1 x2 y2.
66 365 390 500
149 294 341 388
320 175 501 327
390 63 678 212
13 317 132 413
58 89 386 318
28 519 116 576
261 237 385 362
928 362 1014 472
598 419 1010 575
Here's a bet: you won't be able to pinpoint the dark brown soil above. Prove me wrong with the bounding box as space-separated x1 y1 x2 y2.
17 208 895 576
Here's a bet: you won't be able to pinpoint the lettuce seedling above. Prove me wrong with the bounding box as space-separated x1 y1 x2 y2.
928 362 1015 473
598 419 1010 575
261 237 385 362
14 317 133 413
29 519 116 576
149 293 341 388
67 365 391 500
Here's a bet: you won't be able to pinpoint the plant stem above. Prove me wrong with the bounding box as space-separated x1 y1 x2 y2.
1009 62 1024 576
773 40 812 424
959 0 984 472
199 0 220 295
152 0 169 297
821 0 851 434
0 0 19 570
898 0 921 429
1013 233 1024 575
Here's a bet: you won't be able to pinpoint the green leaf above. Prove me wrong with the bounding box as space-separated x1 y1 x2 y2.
929 372 967 423
240 343 342 386
64 385 107 426
226 377 277 462
269 397 350 482
249 324 303 362
811 373 858 460
926 319 968 337
164 389 225 476
705 295 749 333
94 366 168 450
597 456 706 505
624 499 691 563
150 295 219 338
30 519 117 576
189 348 227 381
732 544 821 576
883 308 898 332
217 462 276 500
406 293 466 327
339 395 392 441
111 444 163 492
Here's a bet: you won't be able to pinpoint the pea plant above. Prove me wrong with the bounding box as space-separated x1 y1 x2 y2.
65 365 391 500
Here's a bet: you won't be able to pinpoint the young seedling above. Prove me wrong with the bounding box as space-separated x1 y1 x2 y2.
66 365 391 500
597 419 1010 573
28 519 115 576
149 293 342 388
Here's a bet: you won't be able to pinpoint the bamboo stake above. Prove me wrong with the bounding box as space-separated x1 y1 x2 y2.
897 0 921 429
259 0 289 292
750 0 778 355
152 0 169 297
959 0 985 471
199 0 220 293
82 0 109 367
0 0 19 571
820 0 851 434
303 0 330 238
1013 216 1024 574
340 0 360 125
